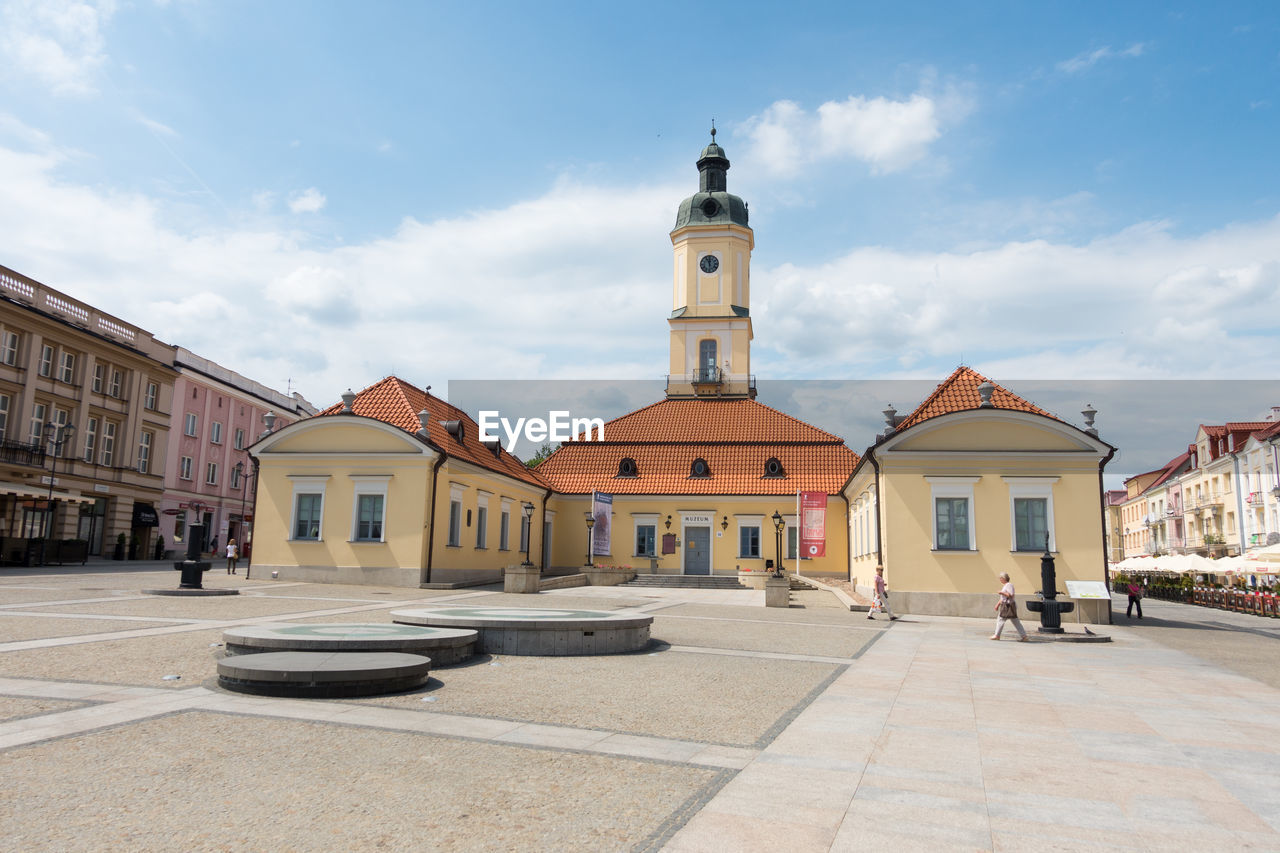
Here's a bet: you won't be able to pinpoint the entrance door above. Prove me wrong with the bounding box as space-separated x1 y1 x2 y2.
684 527 710 575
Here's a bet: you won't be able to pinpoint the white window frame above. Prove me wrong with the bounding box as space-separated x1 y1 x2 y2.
29 403 45 445
179 455 193 480
447 483 464 547
927 476 980 552
289 476 329 542
0 393 8 442
234 428 245 450
184 413 197 437
211 421 223 444
474 490 491 549
632 512 659 557
205 461 218 485
101 421 116 466
59 351 75 383
349 475 391 543
137 431 152 474
499 498 512 550
1 331 17 366
144 382 158 410
83 418 97 463
109 369 121 397
92 364 104 393
230 465 242 490
736 514 763 559
38 344 53 377
1004 477 1059 553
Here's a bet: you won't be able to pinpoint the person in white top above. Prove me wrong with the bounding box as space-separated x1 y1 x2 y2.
867 566 898 621
225 539 239 575
991 572 1028 641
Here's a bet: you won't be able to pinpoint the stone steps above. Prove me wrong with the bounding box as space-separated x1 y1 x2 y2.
620 574 748 590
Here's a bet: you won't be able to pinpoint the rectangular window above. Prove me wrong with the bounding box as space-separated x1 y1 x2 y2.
137 431 152 474
1014 498 1048 552
499 509 510 550
179 456 193 480
145 382 158 410
29 403 45 445
635 524 656 557
234 428 245 450
230 465 242 489
293 494 323 540
174 510 186 543
38 344 53 377
109 370 122 397
59 351 75 383
211 421 223 444
0 394 7 441
787 526 798 560
184 413 197 436
1 331 17 365
101 421 116 466
935 498 970 550
50 409 69 455
738 524 761 558
453 502 466 546
92 364 104 393
519 515 530 553
205 462 218 485
83 418 97 463
355 494 384 541
475 506 487 548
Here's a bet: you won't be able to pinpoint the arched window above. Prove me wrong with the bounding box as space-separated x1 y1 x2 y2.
690 458 711 478
697 339 717 383
763 457 785 478
617 457 638 478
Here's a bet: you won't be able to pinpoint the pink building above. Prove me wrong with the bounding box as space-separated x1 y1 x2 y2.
159 347 315 558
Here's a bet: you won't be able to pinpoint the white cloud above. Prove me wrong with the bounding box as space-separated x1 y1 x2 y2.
739 86 971 177
287 188 326 213
1057 42 1147 74
135 113 177 138
754 216 1280 379
0 0 116 96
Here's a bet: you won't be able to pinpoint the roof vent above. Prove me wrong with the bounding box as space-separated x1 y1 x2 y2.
1082 403 1098 437
763 457 785 478
482 438 502 457
978 381 995 408
416 409 431 439
690 458 711 478
442 420 464 443
340 389 356 413
617 457 638 478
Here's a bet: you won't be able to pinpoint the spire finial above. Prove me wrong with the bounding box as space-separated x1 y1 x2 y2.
710 119 716 141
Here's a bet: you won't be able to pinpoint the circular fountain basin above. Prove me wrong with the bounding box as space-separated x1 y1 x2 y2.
222 623 477 665
216 651 431 698
390 607 653 656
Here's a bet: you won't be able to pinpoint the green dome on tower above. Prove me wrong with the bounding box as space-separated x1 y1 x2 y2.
673 128 750 231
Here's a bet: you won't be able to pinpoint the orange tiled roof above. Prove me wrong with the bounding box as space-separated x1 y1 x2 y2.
318 377 549 489
537 397 858 495
893 367 1059 431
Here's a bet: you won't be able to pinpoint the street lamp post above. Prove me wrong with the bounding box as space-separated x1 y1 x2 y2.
771 510 785 578
40 422 76 566
520 501 534 567
585 514 596 567
232 460 256 579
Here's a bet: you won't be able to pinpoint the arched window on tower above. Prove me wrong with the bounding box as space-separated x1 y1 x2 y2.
698 339 718 383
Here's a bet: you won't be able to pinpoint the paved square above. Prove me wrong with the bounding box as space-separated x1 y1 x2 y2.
2 563 1279 851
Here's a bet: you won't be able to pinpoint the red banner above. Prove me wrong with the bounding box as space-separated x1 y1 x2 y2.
799 492 827 558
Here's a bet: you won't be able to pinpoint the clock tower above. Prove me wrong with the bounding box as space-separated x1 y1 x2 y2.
667 129 755 399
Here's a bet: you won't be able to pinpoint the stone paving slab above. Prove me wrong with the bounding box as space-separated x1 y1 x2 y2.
0 711 720 852
653 613 878 658
0 614 186 641
0 627 228 688
0 695 85 723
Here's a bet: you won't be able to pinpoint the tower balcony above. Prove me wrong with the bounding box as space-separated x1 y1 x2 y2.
665 371 756 399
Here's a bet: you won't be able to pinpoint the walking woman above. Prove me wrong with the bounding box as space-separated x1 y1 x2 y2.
226 539 239 575
991 572 1028 641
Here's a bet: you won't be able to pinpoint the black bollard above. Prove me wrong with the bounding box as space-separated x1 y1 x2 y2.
173 523 212 589
1024 533 1074 634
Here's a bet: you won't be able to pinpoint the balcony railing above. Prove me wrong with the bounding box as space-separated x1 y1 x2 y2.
1247 491 1267 506
0 439 47 468
665 373 757 394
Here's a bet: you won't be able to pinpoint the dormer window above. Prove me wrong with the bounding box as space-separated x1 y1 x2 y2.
763 457 785 478
690 458 710 478
617 457 638 478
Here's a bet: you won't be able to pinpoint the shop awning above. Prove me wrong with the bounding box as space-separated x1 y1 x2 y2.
0 481 98 504
131 503 160 527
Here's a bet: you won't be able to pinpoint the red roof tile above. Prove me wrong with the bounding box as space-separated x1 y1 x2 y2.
894 367 1058 431
318 377 549 489
537 397 858 495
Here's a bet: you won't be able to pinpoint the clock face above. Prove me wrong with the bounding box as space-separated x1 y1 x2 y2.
699 255 719 274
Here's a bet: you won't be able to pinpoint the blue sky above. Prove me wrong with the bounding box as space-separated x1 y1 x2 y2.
1 1 1278 449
